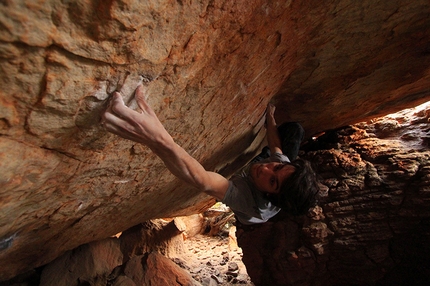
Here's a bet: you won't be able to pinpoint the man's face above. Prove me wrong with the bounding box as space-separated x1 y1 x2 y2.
249 162 296 194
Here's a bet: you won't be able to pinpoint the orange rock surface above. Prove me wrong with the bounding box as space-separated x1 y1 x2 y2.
0 0 430 280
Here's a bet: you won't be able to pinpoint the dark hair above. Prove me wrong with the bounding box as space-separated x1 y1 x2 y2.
267 158 319 215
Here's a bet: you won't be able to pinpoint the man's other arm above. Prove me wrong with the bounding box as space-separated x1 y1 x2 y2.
265 103 283 155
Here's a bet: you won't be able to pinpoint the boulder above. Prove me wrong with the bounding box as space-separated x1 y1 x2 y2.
1 0 430 280
142 252 200 286
39 238 123 286
36 226 199 286
237 103 430 285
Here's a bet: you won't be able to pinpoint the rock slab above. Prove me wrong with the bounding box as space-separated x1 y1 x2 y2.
1 0 430 280
238 103 430 285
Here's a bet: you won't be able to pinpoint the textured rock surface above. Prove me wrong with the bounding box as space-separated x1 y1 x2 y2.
1 0 430 281
5 104 430 285
238 103 430 285
40 220 201 286
40 238 123 286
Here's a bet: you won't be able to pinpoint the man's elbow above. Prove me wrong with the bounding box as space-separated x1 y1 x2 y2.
192 172 228 201
203 189 225 201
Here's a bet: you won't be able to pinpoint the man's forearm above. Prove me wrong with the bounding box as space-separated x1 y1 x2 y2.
265 104 283 154
266 124 282 154
102 86 228 200
150 136 209 190
149 137 228 200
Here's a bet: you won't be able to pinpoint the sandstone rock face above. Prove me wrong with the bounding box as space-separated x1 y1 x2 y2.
40 238 123 286
238 103 430 285
38 220 199 286
0 0 430 281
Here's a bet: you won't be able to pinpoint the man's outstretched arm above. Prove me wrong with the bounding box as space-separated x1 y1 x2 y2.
265 103 283 155
102 85 229 200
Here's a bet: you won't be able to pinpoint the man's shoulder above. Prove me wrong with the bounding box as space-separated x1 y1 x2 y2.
270 152 290 163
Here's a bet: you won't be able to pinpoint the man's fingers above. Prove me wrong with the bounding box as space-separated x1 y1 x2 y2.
134 84 153 113
104 122 138 142
266 105 276 120
266 103 276 114
103 112 140 140
106 92 124 114
109 91 142 123
111 91 125 107
102 110 127 128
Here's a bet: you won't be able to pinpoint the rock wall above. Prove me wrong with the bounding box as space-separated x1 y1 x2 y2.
1 0 430 281
238 103 430 285
6 104 429 285
40 220 200 286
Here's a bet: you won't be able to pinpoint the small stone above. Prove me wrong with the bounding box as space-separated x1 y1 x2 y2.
201 277 215 286
228 262 239 272
190 267 202 274
211 274 224 284
230 274 249 284
226 270 239 277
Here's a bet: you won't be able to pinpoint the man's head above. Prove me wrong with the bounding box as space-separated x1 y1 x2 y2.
249 161 296 194
250 159 319 215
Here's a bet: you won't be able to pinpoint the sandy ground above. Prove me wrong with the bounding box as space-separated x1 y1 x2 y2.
176 228 254 285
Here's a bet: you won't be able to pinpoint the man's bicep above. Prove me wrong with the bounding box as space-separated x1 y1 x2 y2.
203 172 230 200
270 146 283 155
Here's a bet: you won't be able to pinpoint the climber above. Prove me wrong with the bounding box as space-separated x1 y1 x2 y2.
102 85 318 225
